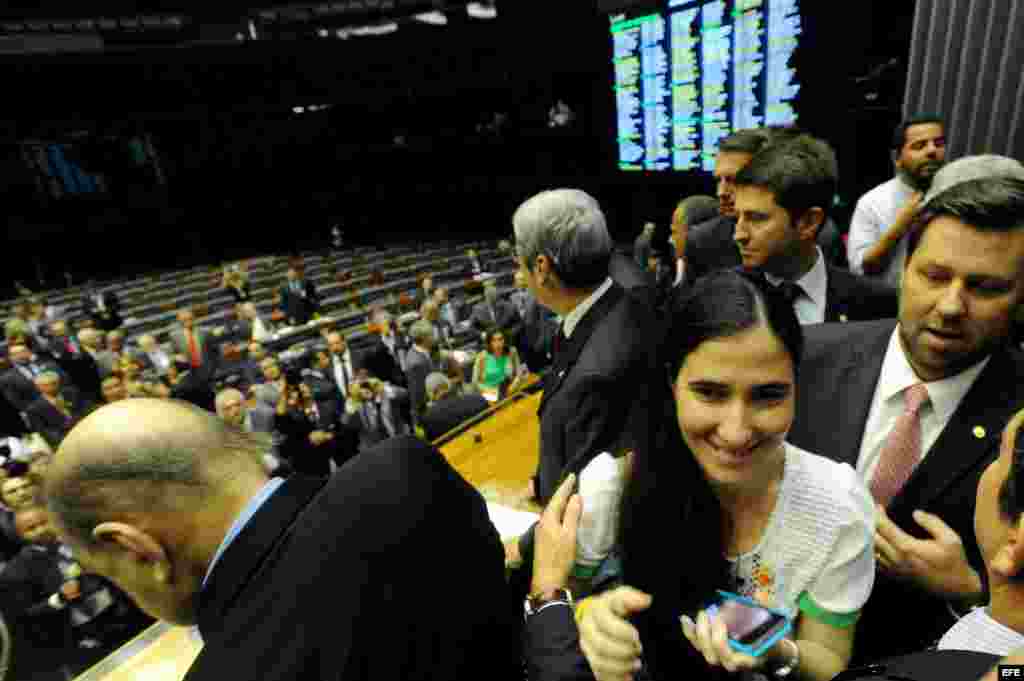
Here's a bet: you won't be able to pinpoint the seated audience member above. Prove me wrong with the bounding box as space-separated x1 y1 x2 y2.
788 177 1024 662
733 134 899 324
100 376 128 404
170 307 213 369
42 399 521 681
470 283 519 335
80 283 122 331
935 407 1024 655
420 373 489 441
137 334 173 376
420 301 455 350
543 271 875 681
473 328 523 401
342 377 411 453
222 266 252 303
1 342 58 415
215 388 286 476
118 355 170 398
239 302 273 343
847 115 946 286
26 372 92 450
405 319 444 423
274 379 344 475
279 265 320 326
434 286 461 328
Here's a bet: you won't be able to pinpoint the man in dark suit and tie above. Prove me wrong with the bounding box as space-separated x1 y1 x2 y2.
512 189 658 506
47 320 101 402
341 378 410 453
365 311 408 386
732 133 898 324
25 371 92 450
279 265 320 326
0 343 59 416
470 284 519 335
43 399 521 681
169 308 214 371
788 177 1024 662
80 283 122 332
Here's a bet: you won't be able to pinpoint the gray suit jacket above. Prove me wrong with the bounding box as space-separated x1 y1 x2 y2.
341 386 411 452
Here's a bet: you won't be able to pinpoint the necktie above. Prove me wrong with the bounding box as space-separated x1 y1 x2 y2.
187 331 201 368
65 338 75 354
335 356 350 397
553 324 567 356
774 280 803 306
870 383 930 507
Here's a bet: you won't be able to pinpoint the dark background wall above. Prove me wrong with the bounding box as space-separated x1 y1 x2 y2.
0 0 916 294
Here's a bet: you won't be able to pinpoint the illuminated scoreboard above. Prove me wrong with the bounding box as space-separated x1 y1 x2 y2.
612 0 801 172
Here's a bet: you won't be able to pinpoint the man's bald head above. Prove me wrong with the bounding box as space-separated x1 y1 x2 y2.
46 398 268 551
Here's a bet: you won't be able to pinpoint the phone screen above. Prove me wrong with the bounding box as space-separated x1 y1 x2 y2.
717 599 787 645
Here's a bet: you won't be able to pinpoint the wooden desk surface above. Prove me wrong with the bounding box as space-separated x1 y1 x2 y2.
74 390 542 681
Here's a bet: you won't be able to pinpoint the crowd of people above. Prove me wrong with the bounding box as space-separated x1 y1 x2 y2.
0 246 542 677
2 116 1024 681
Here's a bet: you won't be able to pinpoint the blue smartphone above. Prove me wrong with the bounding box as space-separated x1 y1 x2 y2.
706 590 793 657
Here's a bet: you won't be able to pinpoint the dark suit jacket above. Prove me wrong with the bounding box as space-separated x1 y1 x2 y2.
275 398 342 476
0 364 60 413
25 389 92 450
534 282 659 505
608 252 655 308
359 337 407 387
518 294 558 373
81 291 122 331
404 346 440 420
470 300 519 334
422 393 490 442
47 337 102 401
684 215 740 282
823 265 898 323
341 388 411 452
788 319 1024 662
280 281 320 325
183 439 521 681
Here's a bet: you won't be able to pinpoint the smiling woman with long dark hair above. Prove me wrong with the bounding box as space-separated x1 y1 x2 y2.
571 270 876 681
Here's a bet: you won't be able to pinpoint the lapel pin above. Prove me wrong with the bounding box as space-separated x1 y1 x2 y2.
839 314 848 323
973 426 986 439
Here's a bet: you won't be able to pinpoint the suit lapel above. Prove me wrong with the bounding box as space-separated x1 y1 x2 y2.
538 284 623 416
892 348 1020 515
823 266 846 323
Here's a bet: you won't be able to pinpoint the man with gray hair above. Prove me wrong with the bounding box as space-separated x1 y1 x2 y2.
511 188 658 506
43 399 521 681
923 154 1024 206
420 372 489 441
404 319 442 422
214 388 285 476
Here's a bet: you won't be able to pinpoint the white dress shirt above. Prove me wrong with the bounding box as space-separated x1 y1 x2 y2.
251 316 271 342
673 258 686 287
847 176 916 287
563 277 614 339
148 350 172 374
938 606 1024 655
332 351 354 398
765 247 828 325
856 329 989 484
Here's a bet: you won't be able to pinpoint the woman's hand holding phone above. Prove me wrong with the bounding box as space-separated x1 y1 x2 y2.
681 608 766 674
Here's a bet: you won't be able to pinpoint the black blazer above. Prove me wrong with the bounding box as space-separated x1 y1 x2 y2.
47 337 102 401
683 215 740 283
25 389 91 450
608 251 655 308
823 265 898 323
184 438 521 681
0 364 60 413
422 393 490 442
359 337 407 387
279 281 320 325
534 282 659 505
788 319 1024 662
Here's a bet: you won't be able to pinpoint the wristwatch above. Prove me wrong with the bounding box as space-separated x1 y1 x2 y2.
524 587 573 619
772 638 800 678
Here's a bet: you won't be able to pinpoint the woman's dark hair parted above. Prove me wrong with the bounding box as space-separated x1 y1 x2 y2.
616 269 804 676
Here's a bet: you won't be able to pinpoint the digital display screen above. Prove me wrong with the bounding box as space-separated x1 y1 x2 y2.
611 0 802 172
